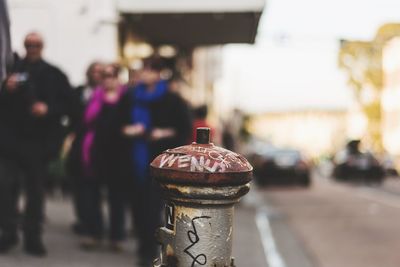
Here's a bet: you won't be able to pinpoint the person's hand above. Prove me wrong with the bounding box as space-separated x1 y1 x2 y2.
150 128 175 141
31 102 48 117
122 123 145 137
5 74 19 92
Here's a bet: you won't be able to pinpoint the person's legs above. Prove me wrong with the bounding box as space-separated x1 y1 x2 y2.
146 182 163 258
80 178 104 247
70 175 87 235
107 180 126 248
21 151 47 256
0 157 21 253
0 128 23 253
133 186 152 263
130 183 142 236
133 180 162 262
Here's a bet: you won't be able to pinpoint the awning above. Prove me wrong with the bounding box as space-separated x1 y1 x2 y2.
117 0 265 46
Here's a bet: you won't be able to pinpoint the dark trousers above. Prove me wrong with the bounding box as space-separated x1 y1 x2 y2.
0 144 45 238
79 177 126 241
0 158 21 236
71 175 86 227
130 179 163 259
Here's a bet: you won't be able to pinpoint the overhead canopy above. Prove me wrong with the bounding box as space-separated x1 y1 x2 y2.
117 0 265 13
117 0 265 45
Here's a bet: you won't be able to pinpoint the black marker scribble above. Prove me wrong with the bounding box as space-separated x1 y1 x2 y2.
184 216 211 267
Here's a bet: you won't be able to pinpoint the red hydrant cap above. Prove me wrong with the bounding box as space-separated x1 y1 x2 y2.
150 128 253 186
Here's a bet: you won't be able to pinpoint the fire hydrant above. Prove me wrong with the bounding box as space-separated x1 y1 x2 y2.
150 127 253 267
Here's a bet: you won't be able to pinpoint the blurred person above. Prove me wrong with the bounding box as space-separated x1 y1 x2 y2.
0 0 12 83
70 61 104 128
75 64 127 251
67 61 104 235
167 72 183 94
17 32 72 163
127 68 143 87
0 32 71 256
119 57 192 265
0 2 15 240
222 122 236 151
192 104 213 142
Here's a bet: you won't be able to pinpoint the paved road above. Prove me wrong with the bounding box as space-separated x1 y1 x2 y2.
257 174 400 267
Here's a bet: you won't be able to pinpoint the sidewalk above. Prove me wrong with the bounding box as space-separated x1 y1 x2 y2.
0 195 267 267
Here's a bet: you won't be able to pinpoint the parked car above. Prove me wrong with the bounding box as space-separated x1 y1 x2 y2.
332 140 385 184
250 148 311 187
381 154 399 177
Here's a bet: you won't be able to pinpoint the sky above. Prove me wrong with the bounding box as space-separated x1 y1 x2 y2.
220 0 400 113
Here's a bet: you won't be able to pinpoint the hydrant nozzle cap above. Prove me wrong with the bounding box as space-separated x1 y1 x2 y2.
196 127 210 144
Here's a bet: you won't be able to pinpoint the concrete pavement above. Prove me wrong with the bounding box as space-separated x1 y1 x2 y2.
0 193 268 267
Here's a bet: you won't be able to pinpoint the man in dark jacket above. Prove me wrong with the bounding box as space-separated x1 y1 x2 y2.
0 32 71 256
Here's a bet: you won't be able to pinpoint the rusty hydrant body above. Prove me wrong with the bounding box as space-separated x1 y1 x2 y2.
150 128 252 267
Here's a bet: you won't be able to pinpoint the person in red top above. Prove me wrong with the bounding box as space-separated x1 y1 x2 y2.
192 105 213 142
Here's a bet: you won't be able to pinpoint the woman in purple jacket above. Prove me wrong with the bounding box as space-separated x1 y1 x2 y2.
77 64 127 251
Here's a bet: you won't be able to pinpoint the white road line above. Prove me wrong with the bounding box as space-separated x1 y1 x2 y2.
255 210 287 267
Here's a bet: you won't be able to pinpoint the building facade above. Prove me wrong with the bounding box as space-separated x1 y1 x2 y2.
8 0 118 85
382 37 400 156
248 109 348 158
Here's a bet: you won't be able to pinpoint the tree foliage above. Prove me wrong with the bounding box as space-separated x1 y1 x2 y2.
338 23 400 151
